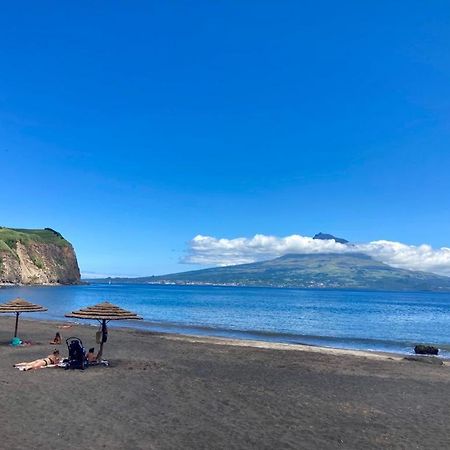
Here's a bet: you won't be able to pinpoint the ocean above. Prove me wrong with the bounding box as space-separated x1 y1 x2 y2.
1 283 450 357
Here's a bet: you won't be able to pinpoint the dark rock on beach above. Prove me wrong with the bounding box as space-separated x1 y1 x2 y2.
414 345 439 355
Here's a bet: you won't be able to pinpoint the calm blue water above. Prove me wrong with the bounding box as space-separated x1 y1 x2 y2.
1 284 450 357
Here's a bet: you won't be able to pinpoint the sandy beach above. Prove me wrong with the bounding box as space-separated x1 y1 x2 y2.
1 317 450 450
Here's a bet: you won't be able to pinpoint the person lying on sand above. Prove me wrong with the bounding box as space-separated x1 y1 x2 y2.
49 332 62 345
14 350 61 371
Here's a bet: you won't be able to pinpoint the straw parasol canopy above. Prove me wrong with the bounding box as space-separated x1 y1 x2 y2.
0 297 48 338
65 301 142 360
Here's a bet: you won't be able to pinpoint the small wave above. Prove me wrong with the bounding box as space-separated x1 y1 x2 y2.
110 319 450 358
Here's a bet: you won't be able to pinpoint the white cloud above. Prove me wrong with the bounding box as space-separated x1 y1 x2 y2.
183 234 450 277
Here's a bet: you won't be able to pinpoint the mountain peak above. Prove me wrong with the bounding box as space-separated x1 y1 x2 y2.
313 232 349 245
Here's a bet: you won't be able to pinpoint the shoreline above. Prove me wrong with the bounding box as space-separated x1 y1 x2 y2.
7 314 450 360
2 284 450 358
0 315 441 364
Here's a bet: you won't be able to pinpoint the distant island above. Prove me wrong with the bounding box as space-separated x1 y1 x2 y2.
91 233 450 292
0 227 81 285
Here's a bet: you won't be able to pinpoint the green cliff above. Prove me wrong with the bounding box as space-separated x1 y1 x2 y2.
0 227 81 285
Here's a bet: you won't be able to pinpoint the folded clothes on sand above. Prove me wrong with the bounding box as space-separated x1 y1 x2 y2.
88 360 110 366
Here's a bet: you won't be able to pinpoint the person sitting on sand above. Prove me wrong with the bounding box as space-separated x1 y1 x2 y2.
14 350 61 371
86 347 98 364
49 332 62 345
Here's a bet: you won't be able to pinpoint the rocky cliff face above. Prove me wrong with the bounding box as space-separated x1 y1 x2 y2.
0 227 81 285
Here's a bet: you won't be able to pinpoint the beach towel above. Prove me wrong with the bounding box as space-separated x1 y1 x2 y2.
14 364 60 371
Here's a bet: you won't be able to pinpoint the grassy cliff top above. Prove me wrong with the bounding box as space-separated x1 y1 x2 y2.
0 227 71 250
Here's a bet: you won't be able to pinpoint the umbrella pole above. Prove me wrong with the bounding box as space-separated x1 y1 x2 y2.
97 319 107 361
14 312 20 337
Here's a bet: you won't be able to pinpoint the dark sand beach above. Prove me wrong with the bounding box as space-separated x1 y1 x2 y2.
1 317 450 450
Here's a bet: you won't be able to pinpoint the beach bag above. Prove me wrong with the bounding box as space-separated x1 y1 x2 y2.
96 329 108 344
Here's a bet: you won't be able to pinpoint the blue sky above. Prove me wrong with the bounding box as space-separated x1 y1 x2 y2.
1 1 450 277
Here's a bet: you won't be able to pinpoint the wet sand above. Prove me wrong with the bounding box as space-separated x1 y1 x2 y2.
1 316 450 450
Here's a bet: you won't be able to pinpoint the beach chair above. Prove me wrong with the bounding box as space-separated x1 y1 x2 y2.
65 337 86 370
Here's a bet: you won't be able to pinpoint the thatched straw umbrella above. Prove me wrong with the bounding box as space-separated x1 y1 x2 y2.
0 298 48 338
65 301 142 360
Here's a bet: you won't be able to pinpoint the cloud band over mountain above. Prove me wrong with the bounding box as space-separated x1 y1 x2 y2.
184 234 450 277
